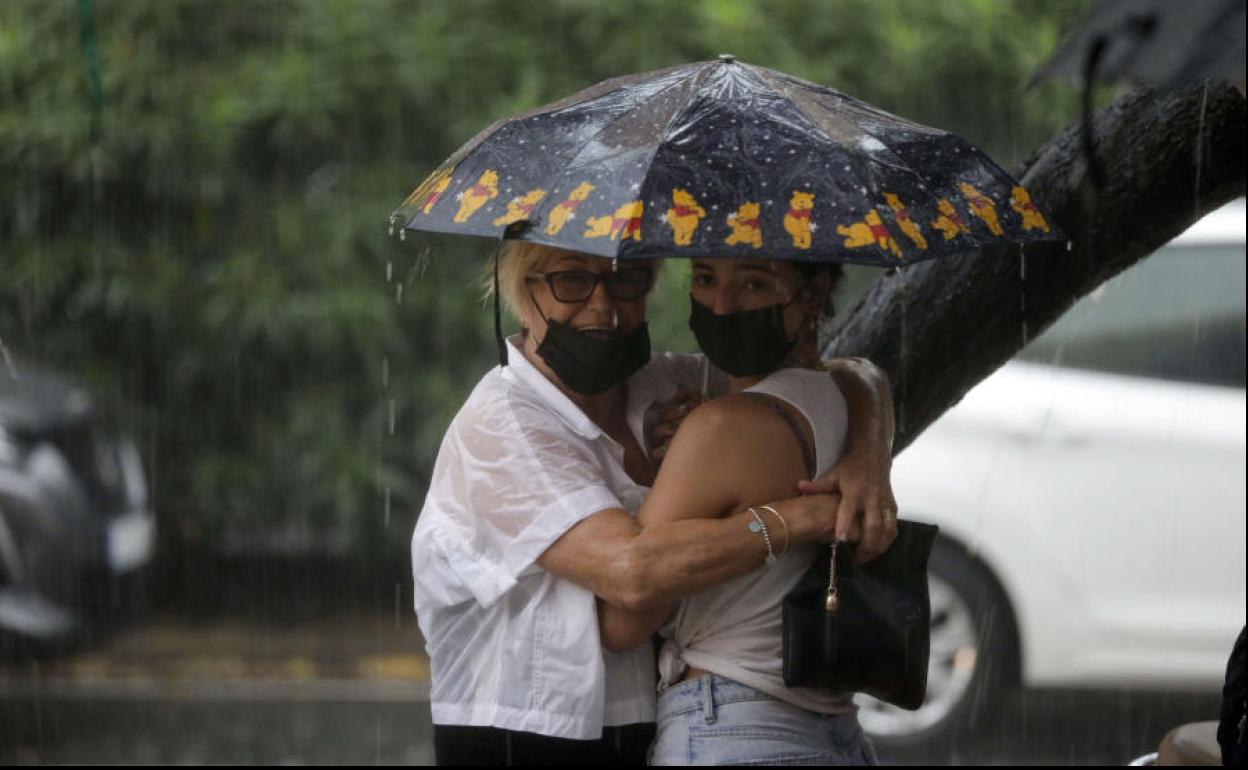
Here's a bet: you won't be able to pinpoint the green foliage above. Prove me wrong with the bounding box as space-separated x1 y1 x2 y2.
0 0 1090 564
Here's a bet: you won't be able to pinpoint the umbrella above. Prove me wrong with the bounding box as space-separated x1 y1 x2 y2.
392 56 1062 267
1031 0 1245 190
1032 0 1246 92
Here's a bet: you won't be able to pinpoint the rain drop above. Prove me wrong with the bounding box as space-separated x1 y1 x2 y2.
1066 240 1073 251
386 261 393 282
396 283 404 303
389 399 396 434
384 487 391 528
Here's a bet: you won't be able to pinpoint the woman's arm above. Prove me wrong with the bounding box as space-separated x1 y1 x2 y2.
815 358 898 559
589 396 820 651
537 401 842 651
649 358 897 554
543 360 898 651
537 486 838 610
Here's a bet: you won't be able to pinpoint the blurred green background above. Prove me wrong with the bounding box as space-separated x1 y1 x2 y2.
0 0 1090 584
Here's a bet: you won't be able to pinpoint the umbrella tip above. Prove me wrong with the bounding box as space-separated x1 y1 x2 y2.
718 53 737 64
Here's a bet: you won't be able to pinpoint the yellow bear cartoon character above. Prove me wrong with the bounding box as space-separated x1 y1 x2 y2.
836 209 902 258
666 188 706 246
545 182 595 236
883 193 928 250
724 202 763 249
1010 186 1050 233
783 191 816 250
453 170 499 223
398 167 453 216
930 198 971 240
958 182 1004 236
422 175 452 215
492 188 547 227
584 201 644 241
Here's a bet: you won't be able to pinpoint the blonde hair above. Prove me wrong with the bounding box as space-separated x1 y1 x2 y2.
483 241 661 329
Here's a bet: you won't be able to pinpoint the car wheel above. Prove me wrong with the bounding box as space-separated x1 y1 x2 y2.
856 537 1019 751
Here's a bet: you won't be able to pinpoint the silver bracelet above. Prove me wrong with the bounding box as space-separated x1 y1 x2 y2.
757 504 790 557
748 507 778 565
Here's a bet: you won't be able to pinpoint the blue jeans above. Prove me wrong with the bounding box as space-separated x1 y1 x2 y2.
650 675 878 766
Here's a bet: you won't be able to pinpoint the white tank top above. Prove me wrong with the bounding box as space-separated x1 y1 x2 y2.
657 367 856 714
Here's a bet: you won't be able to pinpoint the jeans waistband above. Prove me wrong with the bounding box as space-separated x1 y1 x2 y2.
655 675 776 723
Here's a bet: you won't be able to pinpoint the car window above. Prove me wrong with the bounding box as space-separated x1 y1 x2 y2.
1018 243 1247 388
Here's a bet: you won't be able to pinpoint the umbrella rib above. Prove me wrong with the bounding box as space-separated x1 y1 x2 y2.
534 67 710 258
559 66 706 171
396 65 704 225
748 66 928 182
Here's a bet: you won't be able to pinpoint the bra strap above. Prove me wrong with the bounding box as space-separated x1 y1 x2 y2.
743 392 815 478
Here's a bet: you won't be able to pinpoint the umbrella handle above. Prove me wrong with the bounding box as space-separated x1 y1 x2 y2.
494 250 508 366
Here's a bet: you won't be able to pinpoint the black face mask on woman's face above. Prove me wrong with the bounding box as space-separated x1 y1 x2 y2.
531 296 651 396
688 294 798 378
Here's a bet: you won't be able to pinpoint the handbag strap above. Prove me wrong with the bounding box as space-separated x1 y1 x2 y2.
742 392 815 478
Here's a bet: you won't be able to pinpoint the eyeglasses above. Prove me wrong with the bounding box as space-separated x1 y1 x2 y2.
527 269 653 303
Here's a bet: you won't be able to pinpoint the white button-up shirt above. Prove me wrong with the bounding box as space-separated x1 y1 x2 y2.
411 337 714 739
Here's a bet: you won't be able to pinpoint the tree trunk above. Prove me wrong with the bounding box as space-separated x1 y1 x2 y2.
828 82 1246 453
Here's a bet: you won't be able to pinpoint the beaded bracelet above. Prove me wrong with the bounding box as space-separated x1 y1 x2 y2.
747 507 777 565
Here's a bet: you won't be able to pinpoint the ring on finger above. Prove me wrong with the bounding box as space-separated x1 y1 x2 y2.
881 506 898 523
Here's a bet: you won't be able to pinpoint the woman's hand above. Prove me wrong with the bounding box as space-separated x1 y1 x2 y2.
797 453 898 562
648 387 703 463
807 357 899 562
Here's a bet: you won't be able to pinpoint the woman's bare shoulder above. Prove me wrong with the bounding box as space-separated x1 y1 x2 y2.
666 393 801 474
652 392 810 516
675 392 779 437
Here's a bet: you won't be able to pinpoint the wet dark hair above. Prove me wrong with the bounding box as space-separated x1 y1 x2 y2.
791 261 844 318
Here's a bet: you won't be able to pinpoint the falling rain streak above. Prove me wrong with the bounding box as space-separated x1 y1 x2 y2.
0 333 17 380
1019 244 1029 347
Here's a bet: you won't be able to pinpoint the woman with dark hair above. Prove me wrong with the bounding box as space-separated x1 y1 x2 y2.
598 256 882 765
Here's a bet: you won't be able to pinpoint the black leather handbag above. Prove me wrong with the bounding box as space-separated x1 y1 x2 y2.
782 520 939 710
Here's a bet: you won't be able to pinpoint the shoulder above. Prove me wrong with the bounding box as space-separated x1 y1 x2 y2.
672 392 787 447
650 390 811 514
454 368 569 441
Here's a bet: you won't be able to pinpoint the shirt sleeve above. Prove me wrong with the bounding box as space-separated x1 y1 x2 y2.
413 390 623 609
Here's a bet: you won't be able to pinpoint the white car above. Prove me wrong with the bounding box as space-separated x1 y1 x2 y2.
862 199 1247 746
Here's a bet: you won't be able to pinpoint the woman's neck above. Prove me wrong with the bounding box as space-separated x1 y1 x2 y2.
725 339 820 393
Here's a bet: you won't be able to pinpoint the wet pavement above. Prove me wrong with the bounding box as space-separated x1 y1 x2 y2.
1 613 435 764
0 613 1224 764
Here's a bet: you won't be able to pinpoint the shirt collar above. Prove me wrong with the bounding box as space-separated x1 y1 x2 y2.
500 335 604 440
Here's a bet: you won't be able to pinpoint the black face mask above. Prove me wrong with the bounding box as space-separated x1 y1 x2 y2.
532 297 651 395
688 294 798 377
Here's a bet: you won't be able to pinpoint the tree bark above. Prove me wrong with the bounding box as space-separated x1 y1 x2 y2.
828 82 1246 453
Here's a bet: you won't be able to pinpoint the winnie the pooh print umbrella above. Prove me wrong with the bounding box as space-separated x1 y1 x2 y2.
391 55 1062 266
